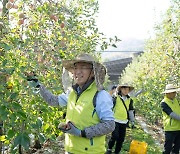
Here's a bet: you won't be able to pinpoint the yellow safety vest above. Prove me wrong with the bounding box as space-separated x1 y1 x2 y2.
162 96 180 131
113 96 131 120
65 81 106 154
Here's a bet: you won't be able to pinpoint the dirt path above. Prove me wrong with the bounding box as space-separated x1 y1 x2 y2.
135 115 164 150
33 135 65 154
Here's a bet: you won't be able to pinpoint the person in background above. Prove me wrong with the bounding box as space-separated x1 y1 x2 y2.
27 53 115 154
161 84 180 154
106 83 135 154
109 85 117 96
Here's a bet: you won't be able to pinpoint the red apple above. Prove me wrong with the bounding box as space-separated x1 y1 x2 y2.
13 4 18 9
50 14 58 22
42 30 46 33
9 0 14 3
6 2 13 9
19 13 25 19
60 23 65 28
18 19 24 25
29 4 35 10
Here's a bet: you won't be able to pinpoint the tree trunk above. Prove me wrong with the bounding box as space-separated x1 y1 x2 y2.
0 122 3 154
2 0 9 17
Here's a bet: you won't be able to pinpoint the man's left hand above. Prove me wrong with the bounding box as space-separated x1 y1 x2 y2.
131 121 136 129
65 121 81 137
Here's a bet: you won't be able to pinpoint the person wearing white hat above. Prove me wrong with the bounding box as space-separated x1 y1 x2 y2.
161 84 180 154
106 83 135 154
27 53 115 154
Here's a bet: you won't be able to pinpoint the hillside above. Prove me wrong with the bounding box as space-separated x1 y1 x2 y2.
101 38 145 61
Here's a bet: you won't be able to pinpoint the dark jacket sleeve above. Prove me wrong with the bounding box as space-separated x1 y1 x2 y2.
129 98 134 110
161 102 173 115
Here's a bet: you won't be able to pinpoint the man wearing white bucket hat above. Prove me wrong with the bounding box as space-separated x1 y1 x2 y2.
106 83 135 154
27 53 115 154
161 84 180 154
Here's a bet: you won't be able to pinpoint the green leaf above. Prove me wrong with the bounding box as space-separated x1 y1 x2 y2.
7 129 15 139
39 133 45 143
17 111 27 119
37 6 43 13
36 118 43 128
14 133 30 150
31 123 39 129
10 93 18 100
112 44 117 48
0 106 6 113
0 135 6 141
0 106 8 120
0 43 12 51
2 59 7 66
100 46 104 50
43 123 50 131
12 102 22 110
9 113 16 122
6 67 15 75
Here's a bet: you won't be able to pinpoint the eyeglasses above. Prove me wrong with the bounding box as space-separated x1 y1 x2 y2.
73 66 93 70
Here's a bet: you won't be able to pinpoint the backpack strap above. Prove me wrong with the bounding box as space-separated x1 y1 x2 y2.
92 91 99 117
92 90 116 117
119 97 130 120
112 96 117 109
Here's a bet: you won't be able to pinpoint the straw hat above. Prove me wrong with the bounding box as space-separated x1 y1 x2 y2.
62 53 106 91
162 84 180 94
117 83 134 92
62 54 95 71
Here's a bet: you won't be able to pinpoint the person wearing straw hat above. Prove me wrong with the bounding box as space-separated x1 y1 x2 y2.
161 84 180 154
27 53 115 154
106 83 135 154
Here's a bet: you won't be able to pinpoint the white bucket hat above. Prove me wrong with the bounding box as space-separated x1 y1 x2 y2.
117 83 134 92
62 53 106 91
162 84 180 94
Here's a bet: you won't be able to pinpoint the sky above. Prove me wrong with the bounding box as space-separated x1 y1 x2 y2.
96 0 171 40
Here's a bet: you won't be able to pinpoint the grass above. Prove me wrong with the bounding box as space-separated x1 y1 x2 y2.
106 125 163 154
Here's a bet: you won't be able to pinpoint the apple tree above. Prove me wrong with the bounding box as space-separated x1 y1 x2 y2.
0 0 118 153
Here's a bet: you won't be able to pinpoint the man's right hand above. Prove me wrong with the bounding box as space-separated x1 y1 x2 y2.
25 72 40 88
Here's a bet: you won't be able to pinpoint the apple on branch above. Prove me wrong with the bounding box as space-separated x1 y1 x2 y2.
9 0 14 3
60 22 65 28
19 12 25 19
6 2 13 9
50 14 58 22
18 19 24 25
13 4 18 9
